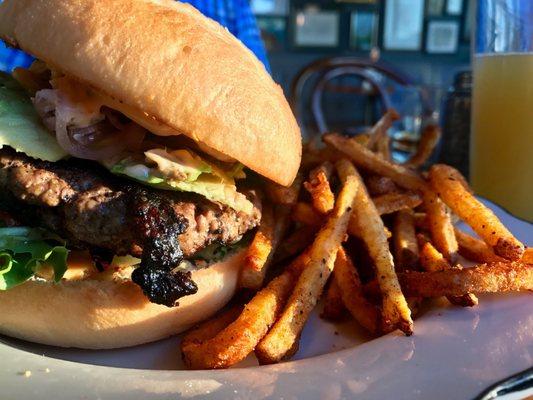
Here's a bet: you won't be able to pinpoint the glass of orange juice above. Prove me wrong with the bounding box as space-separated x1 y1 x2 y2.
471 0 533 221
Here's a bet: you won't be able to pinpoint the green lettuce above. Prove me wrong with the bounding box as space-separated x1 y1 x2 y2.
0 227 69 290
0 72 67 161
111 149 253 213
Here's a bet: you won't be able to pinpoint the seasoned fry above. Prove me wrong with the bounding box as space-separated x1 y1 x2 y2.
423 189 459 262
366 109 400 150
292 202 324 227
336 159 413 335
321 278 347 321
182 267 298 369
404 125 441 168
523 248 533 264
417 233 478 306
324 133 427 191
429 164 525 260
397 262 532 297
333 248 380 334
353 133 370 146
366 175 399 196
264 172 303 205
364 262 533 298
376 133 391 161
454 228 506 263
255 171 360 364
304 162 335 214
273 226 316 263
240 204 288 290
373 192 423 215
393 209 419 271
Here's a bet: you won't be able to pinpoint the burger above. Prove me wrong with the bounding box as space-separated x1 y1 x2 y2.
0 0 301 348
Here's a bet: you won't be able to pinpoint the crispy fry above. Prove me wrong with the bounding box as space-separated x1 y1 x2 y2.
423 189 459 262
333 248 380 334
376 133 391 161
366 175 399 196
398 262 532 297
393 209 419 271
182 267 298 369
321 278 347 321
413 212 429 231
373 192 423 216
364 262 532 297
255 171 360 364
240 204 289 290
523 248 533 264
429 164 525 260
273 226 316 264
292 202 324 227
264 172 303 205
366 109 400 150
454 228 506 263
353 133 370 146
324 133 427 191
404 125 441 168
336 159 413 335
417 234 478 307
304 162 335 214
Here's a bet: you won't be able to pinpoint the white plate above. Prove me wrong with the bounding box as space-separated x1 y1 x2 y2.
1 199 532 399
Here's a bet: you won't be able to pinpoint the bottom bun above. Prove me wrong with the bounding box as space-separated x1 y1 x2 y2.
0 249 245 349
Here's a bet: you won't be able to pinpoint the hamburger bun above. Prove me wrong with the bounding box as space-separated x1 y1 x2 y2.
0 0 301 186
0 249 245 349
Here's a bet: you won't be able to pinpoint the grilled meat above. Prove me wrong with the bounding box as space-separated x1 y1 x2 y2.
0 147 261 305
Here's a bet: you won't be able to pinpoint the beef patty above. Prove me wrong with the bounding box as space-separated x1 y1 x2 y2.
0 148 261 305
0 148 261 257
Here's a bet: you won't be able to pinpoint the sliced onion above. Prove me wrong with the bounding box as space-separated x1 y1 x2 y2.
54 91 146 161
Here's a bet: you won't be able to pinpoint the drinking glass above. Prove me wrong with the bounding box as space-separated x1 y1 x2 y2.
471 0 533 221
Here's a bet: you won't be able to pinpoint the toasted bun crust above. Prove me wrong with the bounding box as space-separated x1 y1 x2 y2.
0 0 301 186
0 249 245 349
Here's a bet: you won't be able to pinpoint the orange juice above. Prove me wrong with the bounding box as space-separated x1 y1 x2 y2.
471 53 533 221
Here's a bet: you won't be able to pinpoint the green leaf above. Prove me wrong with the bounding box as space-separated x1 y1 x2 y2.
0 227 69 290
0 72 67 162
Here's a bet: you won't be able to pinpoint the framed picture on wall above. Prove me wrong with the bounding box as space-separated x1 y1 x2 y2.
250 0 289 16
425 19 460 53
293 9 340 48
383 0 424 50
445 0 463 15
350 10 378 50
426 0 445 16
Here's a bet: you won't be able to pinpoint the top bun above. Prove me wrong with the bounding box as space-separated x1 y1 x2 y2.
0 0 301 186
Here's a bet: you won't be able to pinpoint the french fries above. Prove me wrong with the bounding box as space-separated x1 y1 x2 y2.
292 202 323 227
393 209 419 271
264 172 303 205
180 107 528 370
321 278 347 321
304 162 335 214
255 169 360 364
395 262 532 297
417 233 478 306
429 164 525 260
240 203 288 290
336 159 413 335
373 192 422 215
333 247 380 334
182 266 298 369
454 228 506 263
366 109 400 151
404 125 441 168
423 189 459 262
324 133 427 191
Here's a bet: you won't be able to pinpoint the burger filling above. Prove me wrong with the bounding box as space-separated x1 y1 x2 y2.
0 62 262 306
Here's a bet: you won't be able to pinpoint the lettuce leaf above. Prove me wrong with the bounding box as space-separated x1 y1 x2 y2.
0 227 69 290
0 72 67 161
111 149 253 213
